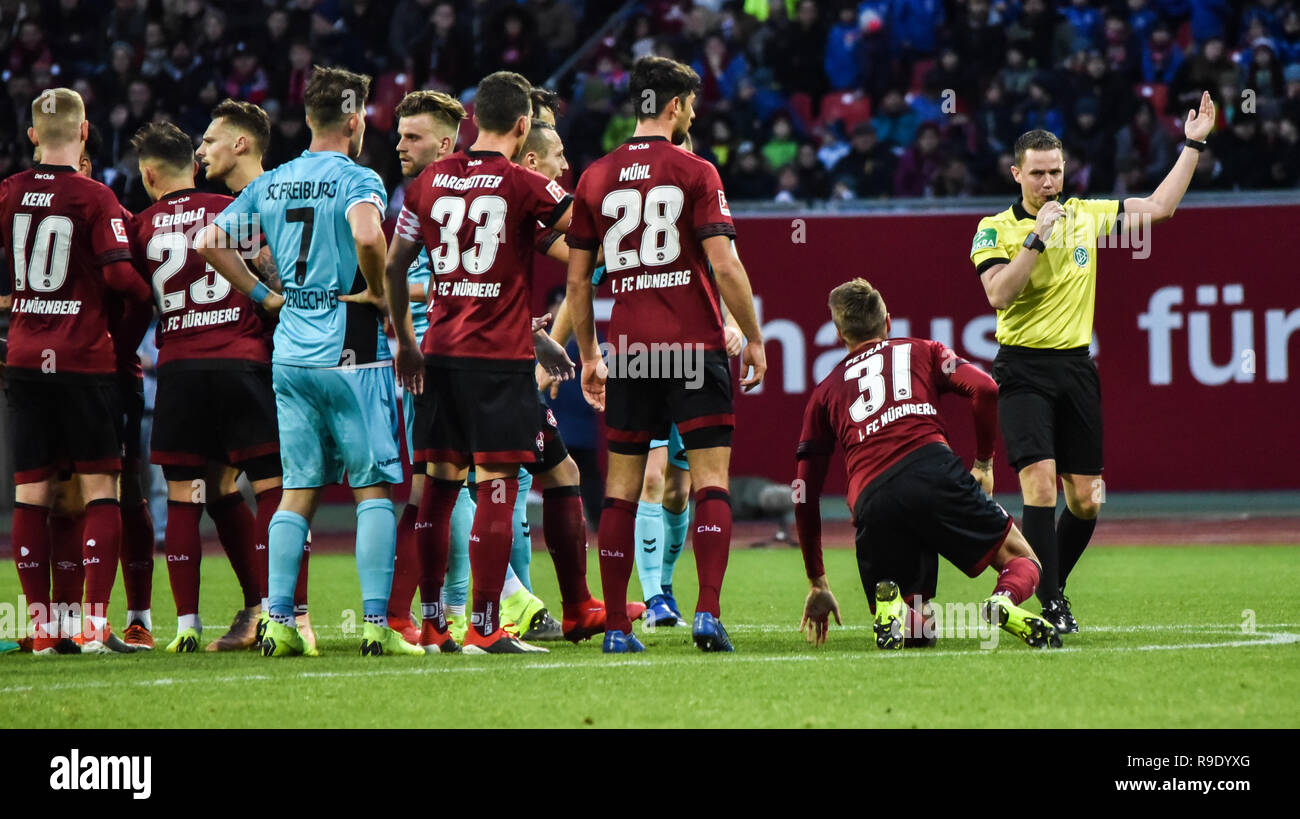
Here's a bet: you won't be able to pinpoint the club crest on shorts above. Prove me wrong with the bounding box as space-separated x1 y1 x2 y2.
536 431 545 452
545 408 557 428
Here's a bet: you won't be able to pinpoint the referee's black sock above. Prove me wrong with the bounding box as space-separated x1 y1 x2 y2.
1022 505 1060 603
1057 508 1098 592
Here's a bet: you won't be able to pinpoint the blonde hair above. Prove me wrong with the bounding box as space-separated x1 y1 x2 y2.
31 88 86 148
828 278 888 344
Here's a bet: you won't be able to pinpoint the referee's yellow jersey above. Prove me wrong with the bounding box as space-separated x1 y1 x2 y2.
969 198 1122 349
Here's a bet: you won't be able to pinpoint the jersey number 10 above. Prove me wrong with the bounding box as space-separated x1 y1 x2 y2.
844 343 913 423
10 213 73 292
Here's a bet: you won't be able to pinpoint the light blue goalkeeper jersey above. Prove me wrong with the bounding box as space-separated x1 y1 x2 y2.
214 150 390 368
408 247 431 342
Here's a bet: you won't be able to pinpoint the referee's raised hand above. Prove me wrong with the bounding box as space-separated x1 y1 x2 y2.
1185 90 1215 142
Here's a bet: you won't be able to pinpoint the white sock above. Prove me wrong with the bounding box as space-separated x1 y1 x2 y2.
448 604 465 619
126 609 152 631
261 597 270 612
500 573 525 602
178 614 201 634
85 614 107 631
59 611 81 637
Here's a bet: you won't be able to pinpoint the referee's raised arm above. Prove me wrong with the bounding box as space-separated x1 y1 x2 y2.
1120 91 1216 225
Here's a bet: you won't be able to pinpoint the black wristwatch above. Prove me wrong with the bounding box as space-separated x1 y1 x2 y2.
1184 137 1208 151
1023 232 1046 253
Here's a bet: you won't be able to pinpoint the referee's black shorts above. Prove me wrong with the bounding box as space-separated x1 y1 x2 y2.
852 443 1013 611
991 345 1103 475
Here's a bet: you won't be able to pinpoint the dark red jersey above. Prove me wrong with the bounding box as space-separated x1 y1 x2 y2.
130 189 270 368
107 203 149 379
0 164 147 376
396 149 571 368
567 136 735 350
797 337 999 510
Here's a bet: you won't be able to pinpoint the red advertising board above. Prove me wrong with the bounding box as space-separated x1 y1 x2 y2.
710 204 1299 492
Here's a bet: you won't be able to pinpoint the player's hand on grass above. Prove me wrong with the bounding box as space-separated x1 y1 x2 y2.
340 288 387 314
1185 91 1215 142
1034 200 1065 244
581 357 607 411
724 325 743 357
801 578 841 646
740 339 766 392
970 458 994 496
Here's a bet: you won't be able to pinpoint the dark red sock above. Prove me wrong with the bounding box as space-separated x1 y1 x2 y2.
49 513 85 609
207 492 260 608
692 487 732 617
389 503 421 619
417 478 461 627
596 497 637 633
469 475 518 637
81 498 122 615
542 486 592 613
254 488 281 600
12 503 52 635
165 501 203 616
993 556 1040 606
120 500 154 612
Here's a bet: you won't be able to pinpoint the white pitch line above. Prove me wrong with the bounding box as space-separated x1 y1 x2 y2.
2 630 1296 696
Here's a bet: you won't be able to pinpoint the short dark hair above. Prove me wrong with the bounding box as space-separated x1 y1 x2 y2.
630 56 701 121
211 98 271 153
828 278 888 344
474 71 533 134
1013 129 1063 165
517 119 555 160
304 65 371 130
394 90 467 129
84 122 102 160
530 87 560 120
130 121 194 171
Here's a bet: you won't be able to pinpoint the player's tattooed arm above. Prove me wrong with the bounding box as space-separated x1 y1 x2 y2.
196 224 284 313
251 245 283 294
703 235 765 390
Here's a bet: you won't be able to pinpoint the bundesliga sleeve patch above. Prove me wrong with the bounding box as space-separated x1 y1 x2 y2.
111 218 128 243
971 227 997 253
717 190 730 216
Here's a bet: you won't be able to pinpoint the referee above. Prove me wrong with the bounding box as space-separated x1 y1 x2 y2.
969 92 1215 633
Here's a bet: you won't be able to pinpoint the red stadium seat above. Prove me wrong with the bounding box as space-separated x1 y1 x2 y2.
366 71 415 132
909 59 936 94
818 91 872 132
788 92 814 132
1136 82 1185 136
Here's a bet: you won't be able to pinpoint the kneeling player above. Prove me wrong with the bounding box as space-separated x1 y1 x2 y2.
794 279 1061 650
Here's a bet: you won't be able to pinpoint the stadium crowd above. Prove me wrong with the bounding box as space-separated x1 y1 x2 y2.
2 0 1300 205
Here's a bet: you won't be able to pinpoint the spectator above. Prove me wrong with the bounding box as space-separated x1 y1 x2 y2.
99 42 138 109
889 0 944 63
1006 0 1074 70
105 0 147 46
195 9 234 70
793 142 830 198
1062 0 1104 52
694 34 749 106
1103 14 1141 82
1242 0 1286 41
534 0 579 67
1073 50 1135 132
893 121 944 197
1242 39 1285 111
833 122 894 197
1171 36 1240 116
998 46 1036 99
390 0 438 68
224 43 270 106
761 113 799 170
727 144 776 199
871 88 920 149
948 0 1006 82
1115 99 1176 192
824 6 864 91
933 47 978 112
1188 0 1232 45
1065 97 1117 194
770 1 828 102
1127 0 1160 43
1278 9 1300 65
8 18 54 74
601 99 637 154
707 117 738 168
1017 76 1066 138
1282 63 1300 124
483 5 543 78
341 0 394 74
1265 115 1300 186
933 156 975 197
279 42 314 111
1191 144 1230 188
1215 113 1271 189
1142 19 1186 85
910 68 949 125
976 81 1017 156
774 164 801 203
42 0 104 76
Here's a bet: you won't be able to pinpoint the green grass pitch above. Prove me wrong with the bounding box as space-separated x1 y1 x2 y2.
2 545 1297 728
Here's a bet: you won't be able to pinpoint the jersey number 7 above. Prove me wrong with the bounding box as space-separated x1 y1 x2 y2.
286 206 314 285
